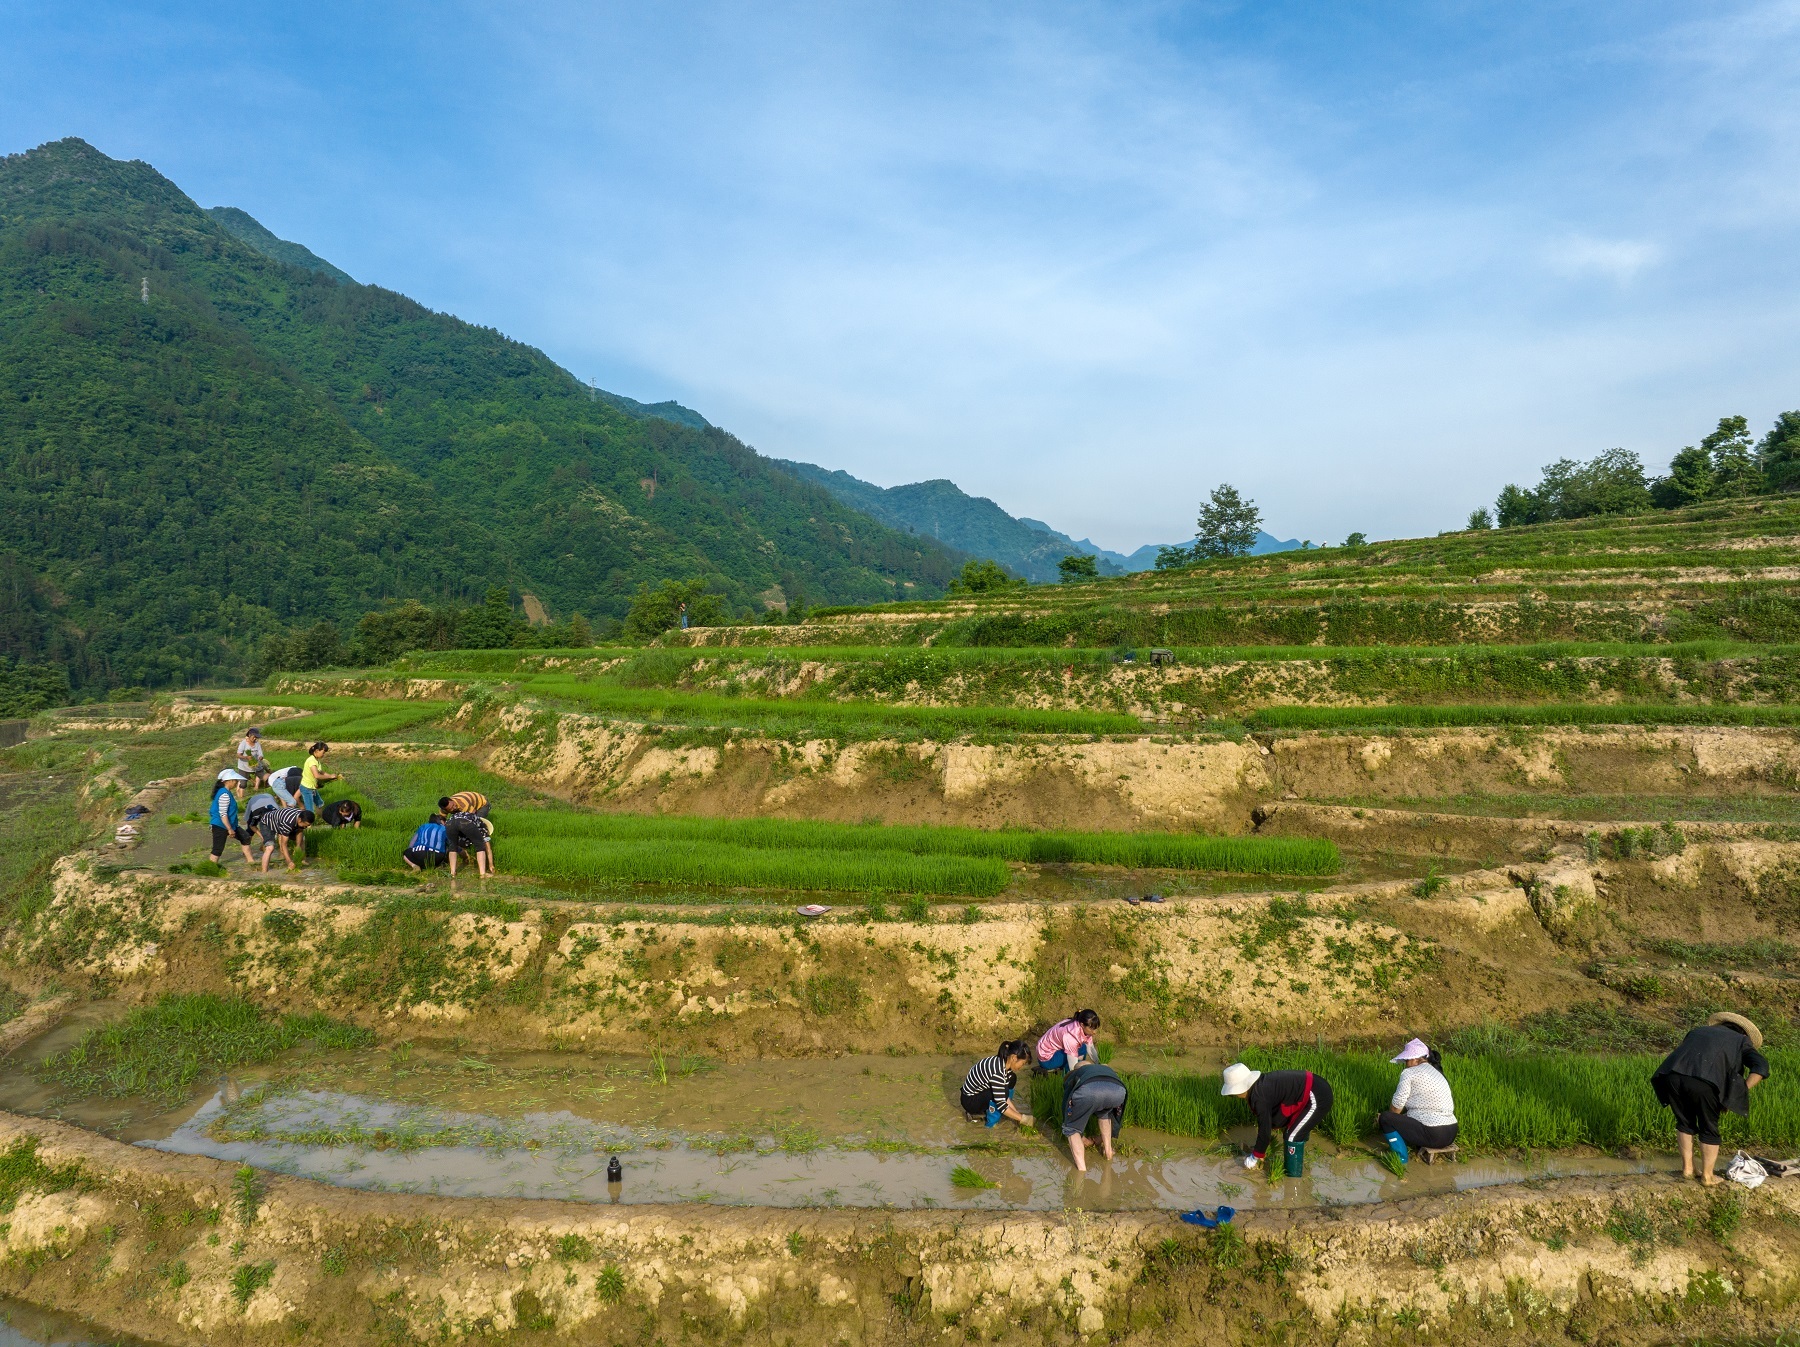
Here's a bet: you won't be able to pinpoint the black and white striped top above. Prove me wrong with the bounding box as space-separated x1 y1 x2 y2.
1390 1063 1456 1127
961 1055 1016 1109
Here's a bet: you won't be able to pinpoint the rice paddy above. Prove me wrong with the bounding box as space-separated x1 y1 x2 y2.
1030 1048 1800 1150
303 752 1339 893
215 693 459 742
1247 703 1800 731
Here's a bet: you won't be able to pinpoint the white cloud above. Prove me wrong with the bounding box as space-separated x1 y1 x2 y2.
1544 235 1663 284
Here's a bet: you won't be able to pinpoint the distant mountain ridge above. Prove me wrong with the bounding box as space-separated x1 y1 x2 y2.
0 137 963 689
774 460 1302 580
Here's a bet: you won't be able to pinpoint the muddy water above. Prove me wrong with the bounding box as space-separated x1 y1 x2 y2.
1 1035 1664 1213
0 1297 160 1346
137 1082 1659 1212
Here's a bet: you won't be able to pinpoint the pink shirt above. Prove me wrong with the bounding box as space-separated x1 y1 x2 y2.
1037 1019 1092 1064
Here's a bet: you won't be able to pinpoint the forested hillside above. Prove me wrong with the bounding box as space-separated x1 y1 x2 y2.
0 138 962 692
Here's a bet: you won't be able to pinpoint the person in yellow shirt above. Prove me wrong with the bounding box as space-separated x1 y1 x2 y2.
299 741 341 816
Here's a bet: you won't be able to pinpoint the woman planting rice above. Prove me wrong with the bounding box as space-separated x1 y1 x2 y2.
1652 1011 1771 1187
1223 1061 1334 1177
961 1040 1035 1128
1377 1038 1457 1162
207 770 255 866
1062 1060 1128 1172
1036 1010 1101 1072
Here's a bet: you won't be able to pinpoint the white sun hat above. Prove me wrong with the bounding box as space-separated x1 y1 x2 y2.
1391 1038 1430 1064
1220 1062 1261 1096
218 769 248 782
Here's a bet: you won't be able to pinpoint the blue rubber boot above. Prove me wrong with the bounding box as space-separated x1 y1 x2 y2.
1385 1131 1409 1162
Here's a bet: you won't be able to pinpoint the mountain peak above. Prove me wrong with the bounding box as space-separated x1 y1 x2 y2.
208 206 354 284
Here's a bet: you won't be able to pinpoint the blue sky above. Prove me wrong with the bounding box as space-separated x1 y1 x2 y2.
4 2 1798 550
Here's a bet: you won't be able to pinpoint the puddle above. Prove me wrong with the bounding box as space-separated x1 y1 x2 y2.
0 1297 161 1346
0 1034 1666 1213
133 1078 1659 1212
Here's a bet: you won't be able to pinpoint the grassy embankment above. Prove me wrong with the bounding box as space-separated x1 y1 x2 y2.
1032 1048 1800 1151
304 759 1338 896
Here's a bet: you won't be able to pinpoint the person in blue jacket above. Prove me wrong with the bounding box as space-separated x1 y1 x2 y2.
402 814 451 871
207 770 256 866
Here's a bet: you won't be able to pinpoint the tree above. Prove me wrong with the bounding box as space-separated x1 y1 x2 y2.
1702 416 1759 497
1494 483 1536 528
1153 544 1195 571
1758 411 1800 491
1343 532 1367 549
946 559 1020 595
1496 449 1650 525
1466 509 1492 531
455 588 520 649
623 579 726 640
1057 553 1099 584
1193 484 1263 559
1652 444 1715 509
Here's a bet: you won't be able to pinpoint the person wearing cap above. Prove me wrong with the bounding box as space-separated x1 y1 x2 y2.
236 728 268 778
1377 1038 1457 1162
1652 1012 1771 1187
1222 1062 1334 1178
207 770 256 866
1061 1060 1128 1172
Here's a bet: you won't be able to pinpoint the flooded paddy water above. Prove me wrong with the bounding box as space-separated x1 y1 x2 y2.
0 1029 1663 1214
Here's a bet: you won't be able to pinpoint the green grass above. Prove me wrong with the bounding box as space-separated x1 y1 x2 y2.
949 1164 997 1189
306 760 1339 892
209 693 458 742
39 994 376 1108
1029 1047 1800 1150
516 677 1140 736
1248 703 1800 730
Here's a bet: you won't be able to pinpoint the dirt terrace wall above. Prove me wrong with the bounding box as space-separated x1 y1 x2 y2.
0 1113 1794 1347
4 863 1547 1053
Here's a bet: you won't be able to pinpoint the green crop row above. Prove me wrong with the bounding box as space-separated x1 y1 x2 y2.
1029 1047 1800 1150
210 693 458 742
1247 703 1800 731
311 825 1012 896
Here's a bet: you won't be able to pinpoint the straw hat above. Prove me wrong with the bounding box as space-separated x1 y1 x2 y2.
1220 1062 1261 1096
1707 1012 1763 1050
1390 1038 1430 1064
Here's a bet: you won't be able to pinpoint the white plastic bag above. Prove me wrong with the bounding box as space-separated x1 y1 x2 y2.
1726 1151 1767 1189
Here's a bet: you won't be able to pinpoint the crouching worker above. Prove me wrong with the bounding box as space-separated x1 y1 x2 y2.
1653 1011 1770 1187
1223 1062 1333 1177
320 799 362 829
961 1040 1036 1128
446 812 491 877
1378 1038 1457 1162
1037 1009 1101 1072
208 770 256 866
403 814 450 871
258 805 314 873
1062 1061 1128 1172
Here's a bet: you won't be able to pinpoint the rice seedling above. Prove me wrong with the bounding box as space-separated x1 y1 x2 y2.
949 1164 997 1189
1027 1047 1800 1151
1248 703 1800 731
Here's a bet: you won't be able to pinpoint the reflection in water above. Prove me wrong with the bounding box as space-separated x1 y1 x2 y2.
135 1084 1662 1213
0 1297 160 1346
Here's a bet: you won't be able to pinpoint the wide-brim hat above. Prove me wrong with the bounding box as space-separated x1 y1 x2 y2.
1391 1037 1430 1064
1220 1062 1261 1096
1707 1012 1763 1050
217 769 248 782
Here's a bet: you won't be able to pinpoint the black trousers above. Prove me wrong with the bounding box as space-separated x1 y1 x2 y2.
1378 1111 1458 1150
1284 1077 1333 1145
1656 1072 1724 1146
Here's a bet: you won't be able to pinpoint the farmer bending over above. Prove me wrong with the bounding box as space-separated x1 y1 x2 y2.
1062 1061 1128 1172
961 1039 1035 1128
1653 1012 1770 1187
259 805 314 873
1223 1062 1334 1178
403 814 450 871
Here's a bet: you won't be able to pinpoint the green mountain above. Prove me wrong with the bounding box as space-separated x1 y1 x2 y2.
206 206 355 284
0 137 963 691
773 461 1122 583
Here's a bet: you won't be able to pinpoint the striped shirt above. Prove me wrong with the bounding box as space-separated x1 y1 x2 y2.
961 1055 1016 1110
1390 1063 1457 1127
409 821 448 854
268 806 306 838
446 791 488 814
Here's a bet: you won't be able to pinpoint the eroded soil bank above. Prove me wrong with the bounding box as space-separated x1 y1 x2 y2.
0 1114 1794 1346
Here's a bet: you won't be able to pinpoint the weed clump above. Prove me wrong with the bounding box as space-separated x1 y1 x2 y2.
230 1260 275 1309
38 995 375 1107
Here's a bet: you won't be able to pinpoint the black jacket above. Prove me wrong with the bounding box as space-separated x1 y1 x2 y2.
1653 1025 1771 1117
